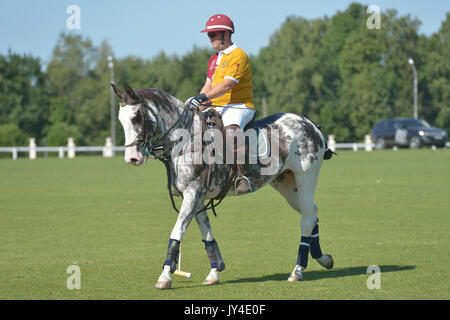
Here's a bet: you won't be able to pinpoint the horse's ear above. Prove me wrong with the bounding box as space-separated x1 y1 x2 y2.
111 83 123 99
124 83 139 100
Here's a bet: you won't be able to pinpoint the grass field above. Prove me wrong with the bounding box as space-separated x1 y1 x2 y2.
0 149 449 300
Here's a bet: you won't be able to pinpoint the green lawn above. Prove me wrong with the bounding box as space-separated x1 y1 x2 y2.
0 149 449 299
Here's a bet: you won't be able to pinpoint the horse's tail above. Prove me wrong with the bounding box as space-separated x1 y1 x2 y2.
312 121 336 160
323 147 337 160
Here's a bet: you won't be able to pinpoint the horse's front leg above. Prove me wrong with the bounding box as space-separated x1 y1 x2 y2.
195 210 225 286
155 188 203 289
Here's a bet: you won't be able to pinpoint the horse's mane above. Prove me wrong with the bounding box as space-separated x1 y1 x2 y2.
136 88 183 114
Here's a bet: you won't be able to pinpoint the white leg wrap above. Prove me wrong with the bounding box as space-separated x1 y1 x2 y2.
155 265 172 289
202 268 220 285
288 265 304 282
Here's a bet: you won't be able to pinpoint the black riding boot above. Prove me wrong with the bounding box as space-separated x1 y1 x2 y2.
225 125 253 195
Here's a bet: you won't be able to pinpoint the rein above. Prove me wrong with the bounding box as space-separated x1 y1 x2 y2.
127 95 225 217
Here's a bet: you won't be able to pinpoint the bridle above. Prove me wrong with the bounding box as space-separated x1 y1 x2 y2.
124 93 191 161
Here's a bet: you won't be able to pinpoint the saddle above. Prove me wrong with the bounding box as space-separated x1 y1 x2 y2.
203 108 271 162
171 108 270 194
166 108 271 215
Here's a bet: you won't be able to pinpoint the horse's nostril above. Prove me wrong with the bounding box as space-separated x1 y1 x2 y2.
130 158 139 164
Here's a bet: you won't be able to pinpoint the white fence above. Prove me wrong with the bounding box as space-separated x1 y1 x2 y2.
0 135 447 160
0 146 127 160
0 137 125 160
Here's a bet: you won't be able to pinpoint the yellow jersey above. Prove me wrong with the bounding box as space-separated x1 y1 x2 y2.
208 44 254 109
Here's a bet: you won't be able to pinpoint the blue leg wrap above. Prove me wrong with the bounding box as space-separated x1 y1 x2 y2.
203 239 225 271
310 224 323 259
297 236 312 268
163 238 180 273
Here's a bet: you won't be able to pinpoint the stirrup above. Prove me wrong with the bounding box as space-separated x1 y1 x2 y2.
234 175 253 194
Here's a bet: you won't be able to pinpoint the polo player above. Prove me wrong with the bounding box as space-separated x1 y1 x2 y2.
185 14 255 195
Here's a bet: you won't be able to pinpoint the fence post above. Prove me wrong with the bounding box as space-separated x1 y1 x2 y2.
327 135 336 152
365 135 373 152
103 137 113 157
12 147 18 160
352 143 358 152
29 138 37 160
58 147 64 159
68 137 76 159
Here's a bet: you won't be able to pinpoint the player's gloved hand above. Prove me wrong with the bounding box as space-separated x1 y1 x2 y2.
185 93 208 110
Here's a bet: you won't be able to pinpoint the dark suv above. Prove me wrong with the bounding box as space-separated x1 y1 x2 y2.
372 118 448 149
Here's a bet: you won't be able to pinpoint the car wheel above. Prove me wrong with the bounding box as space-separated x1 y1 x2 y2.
375 138 385 150
409 136 421 149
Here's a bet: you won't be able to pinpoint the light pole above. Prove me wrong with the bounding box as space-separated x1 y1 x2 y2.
408 58 418 119
108 55 116 156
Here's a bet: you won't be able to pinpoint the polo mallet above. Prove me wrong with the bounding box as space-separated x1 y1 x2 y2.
173 242 191 278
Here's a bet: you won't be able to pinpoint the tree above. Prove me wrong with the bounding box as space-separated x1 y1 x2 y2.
256 16 328 122
255 3 428 141
2 2 447 146
0 123 28 146
315 3 366 140
46 122 82 146
337 8 421 140
421 12 450 133
46 33 113 145
0 51 50 142
176 46 213 101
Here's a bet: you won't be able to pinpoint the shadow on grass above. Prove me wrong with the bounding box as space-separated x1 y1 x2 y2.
224 265 416 284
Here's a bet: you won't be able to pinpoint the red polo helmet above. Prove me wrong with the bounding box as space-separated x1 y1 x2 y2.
200 14 234 34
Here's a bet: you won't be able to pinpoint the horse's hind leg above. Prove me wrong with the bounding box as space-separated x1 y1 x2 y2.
310 206 334 270
195 210 225 285
270 169 333 281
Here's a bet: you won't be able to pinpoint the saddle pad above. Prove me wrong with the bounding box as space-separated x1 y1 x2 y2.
247 126 271 161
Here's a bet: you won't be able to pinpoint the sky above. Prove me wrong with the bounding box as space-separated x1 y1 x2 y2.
1 0 449 66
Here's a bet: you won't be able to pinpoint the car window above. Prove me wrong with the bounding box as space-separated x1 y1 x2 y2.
404 119 431 128
374 121 384 130
396 120 408 129
386 121 395 130
422 120 431 127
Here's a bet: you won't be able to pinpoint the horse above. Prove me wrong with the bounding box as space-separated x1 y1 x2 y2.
111 83 334 289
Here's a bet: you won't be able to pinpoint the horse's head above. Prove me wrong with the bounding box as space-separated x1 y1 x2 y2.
111 83 158 166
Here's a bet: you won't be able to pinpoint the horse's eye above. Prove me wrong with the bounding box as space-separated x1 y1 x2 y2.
132 112 141 124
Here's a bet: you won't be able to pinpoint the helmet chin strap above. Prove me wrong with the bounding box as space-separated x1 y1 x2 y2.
219 31 232 51
218 31 225 51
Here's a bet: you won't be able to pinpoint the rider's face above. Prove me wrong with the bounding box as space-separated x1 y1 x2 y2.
208 31 224 50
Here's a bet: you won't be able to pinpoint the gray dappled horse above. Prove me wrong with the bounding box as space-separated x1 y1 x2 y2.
111 83 334 289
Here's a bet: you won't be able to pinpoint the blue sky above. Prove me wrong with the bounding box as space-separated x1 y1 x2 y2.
1 0 449 66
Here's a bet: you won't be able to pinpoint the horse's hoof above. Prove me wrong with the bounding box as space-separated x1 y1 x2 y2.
155 279 172 289
317 254 334 269
287 273 303 281
287 266 303 281
202 278 220 286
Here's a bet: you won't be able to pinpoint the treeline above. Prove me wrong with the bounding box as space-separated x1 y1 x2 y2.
0 3 449 146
